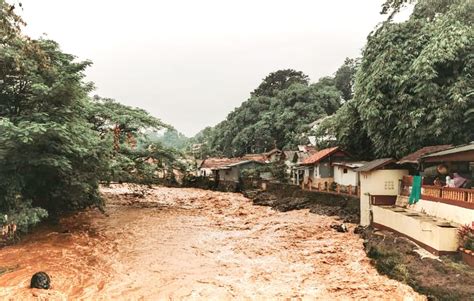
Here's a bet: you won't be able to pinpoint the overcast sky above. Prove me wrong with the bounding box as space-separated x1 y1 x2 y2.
18 0 410 137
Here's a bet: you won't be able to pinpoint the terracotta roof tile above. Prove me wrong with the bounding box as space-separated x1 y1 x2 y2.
301 146 341 165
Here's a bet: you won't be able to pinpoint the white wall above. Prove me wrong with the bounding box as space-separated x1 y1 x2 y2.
333 166 358 186
199 167 213 177
359 169 408 226
372 206 458 253
413 199 474 226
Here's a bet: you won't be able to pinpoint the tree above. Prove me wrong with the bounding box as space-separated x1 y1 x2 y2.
0 2 177 236
334 58 359 101
0 35 108 222
195 71 342 157
332 0 473 158
252 69 309 97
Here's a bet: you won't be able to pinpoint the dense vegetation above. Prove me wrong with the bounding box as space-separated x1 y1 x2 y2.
191 67 354 157
193 0 473 160
0 2 179 236
319 0 474 158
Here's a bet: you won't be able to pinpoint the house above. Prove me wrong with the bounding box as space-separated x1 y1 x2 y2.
284 147 318 185
397 144 452 173
283 151 298 177
355 158 408 227
213 160 265 191
297 146 352 190
265 148 283 162
198 157 241 177
242 148 283 164
366 144 474 255
332 161 366 188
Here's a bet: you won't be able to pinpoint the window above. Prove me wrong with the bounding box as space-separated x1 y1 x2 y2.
343 168 348 174
384 181 395 190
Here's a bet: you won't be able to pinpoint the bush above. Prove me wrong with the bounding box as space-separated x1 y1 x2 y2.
458 224 474 251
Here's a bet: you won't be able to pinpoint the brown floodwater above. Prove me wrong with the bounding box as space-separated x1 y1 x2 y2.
0 184 423 300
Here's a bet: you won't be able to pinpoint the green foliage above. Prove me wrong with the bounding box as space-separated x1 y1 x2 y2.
149 129 189 151
458 224 474 251
194 72 343 157
334 57 359 101
0 3 178 238
367 245 409 282
331 0 474 158
252 69 309 97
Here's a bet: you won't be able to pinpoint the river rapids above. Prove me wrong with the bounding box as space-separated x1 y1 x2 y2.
0 184 423 300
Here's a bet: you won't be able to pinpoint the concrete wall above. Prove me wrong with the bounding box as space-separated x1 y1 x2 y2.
359 169 408 226
218 167 239 182
403 197 474 226
333 166 358 186
372 206 458 254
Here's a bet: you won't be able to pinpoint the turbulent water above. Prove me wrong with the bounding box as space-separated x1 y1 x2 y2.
0 185 423 300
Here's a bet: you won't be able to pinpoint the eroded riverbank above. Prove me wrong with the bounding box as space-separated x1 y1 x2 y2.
0 185 422 300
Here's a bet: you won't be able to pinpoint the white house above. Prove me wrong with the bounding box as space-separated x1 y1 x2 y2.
332 161 365 187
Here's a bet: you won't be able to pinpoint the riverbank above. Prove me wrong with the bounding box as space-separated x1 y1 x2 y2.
0 184 421 300
244 188 474 301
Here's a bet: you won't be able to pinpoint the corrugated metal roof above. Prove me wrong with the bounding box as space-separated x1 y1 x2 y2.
354 158 395 172
212 160 264 170
332 161 367 169
422 143 474 158
397 145 453 164
200 157 242 169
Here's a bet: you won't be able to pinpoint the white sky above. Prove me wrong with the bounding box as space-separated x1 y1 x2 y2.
18 0 411 137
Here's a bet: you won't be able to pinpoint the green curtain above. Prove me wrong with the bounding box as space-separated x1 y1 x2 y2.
409 175 422 205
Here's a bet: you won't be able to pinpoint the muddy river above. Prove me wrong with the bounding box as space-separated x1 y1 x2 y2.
0 185 423 300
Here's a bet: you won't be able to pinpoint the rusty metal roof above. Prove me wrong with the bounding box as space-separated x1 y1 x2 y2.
354 158 395 172
397 145 452 164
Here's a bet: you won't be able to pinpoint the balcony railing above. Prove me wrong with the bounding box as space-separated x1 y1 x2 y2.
400 175 474 208
423 185 474 203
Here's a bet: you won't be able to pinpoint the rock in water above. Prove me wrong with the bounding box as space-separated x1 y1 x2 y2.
353 225 365 234
330 223 348 233
30 272 51 289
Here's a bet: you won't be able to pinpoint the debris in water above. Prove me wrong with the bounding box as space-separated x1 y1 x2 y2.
30 272 51 289
331 223 348 233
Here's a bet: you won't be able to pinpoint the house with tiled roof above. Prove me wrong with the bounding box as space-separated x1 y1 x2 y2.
295 146 352 190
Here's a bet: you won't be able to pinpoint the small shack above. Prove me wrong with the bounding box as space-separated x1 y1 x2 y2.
213 160 265 191
332 161 366 187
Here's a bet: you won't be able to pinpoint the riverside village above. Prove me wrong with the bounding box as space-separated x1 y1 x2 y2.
0 0 473 300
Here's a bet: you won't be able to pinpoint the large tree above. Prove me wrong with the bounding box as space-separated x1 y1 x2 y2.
251 69 310 97
332 0 473 158
0 2 173 234
197 72 342 157
334 58 359 101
